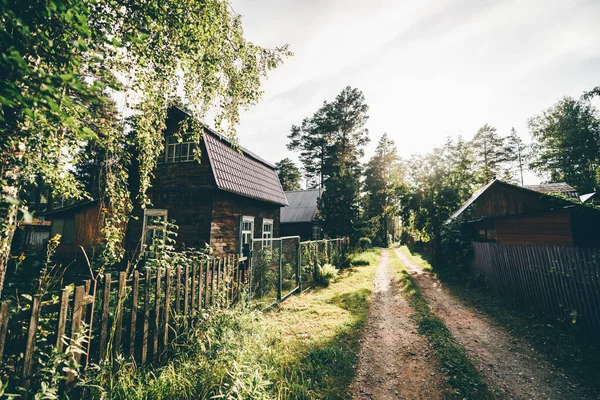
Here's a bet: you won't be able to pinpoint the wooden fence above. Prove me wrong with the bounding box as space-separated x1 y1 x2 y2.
472 242 600 333
0 254 248 395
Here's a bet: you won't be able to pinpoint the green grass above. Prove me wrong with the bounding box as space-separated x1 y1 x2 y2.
348 247 380 266
389 249 492 400
403 246 600 395
86 248 381 399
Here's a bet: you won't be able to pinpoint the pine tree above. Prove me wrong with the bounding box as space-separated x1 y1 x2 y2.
504 128 528 185
275 158 302 191
318 167 361 240
471 124 509 184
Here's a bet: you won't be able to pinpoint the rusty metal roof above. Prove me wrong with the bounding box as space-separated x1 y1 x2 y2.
203 130 288 206
281 189 323 223
523 182 578 196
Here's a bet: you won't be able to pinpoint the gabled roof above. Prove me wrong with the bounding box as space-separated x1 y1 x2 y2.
281 189 323 223
523 182 577 195
446 179 577 223
39 199 100 217
169 105 287 206
203 129 288 206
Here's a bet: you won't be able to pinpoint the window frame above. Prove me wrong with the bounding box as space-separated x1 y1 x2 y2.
262 218 273 247
164 134 197 163
312 224 321 241
240 216 254 255
142 209 168 255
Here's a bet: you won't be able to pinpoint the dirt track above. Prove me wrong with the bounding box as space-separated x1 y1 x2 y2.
351 249 450 399
393 247 599 400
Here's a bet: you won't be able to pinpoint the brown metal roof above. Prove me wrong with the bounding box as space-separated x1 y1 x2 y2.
203 130 288 206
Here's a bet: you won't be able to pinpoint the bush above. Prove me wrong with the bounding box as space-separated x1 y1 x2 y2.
357 237 372 251
317 264 338 286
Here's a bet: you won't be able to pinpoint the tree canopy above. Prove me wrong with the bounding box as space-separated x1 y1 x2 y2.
275 158 302 191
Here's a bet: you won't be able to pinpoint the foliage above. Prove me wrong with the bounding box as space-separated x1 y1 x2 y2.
316 264 338 287
471 124 510 184
357 237 372 251
504 127 529 185
438 221 474 272
318 168 361 241
528 96 600 193
0 0 290 295
348 248 379 267
287 86 370 188
275 158 302 191
363 133 405 246
390 250 490 398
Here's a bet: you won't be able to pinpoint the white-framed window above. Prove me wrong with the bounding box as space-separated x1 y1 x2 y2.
262 218 273 247
165 135 196 163
142 209 168 255
312 224 321 240
240 216 254 255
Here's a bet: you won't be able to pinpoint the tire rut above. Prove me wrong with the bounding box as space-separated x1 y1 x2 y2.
393 247 599 400
351 249 450 400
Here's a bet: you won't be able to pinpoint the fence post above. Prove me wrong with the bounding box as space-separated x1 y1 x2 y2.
21 295 41 394
297 240 302 293
141 268 151 365
130 270 140 359
67 285 86 384
278 239 283 301
99 273 111 361
56 289 69 352
0 300 11 360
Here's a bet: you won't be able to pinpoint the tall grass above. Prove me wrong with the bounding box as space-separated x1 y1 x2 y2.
348 247 379 266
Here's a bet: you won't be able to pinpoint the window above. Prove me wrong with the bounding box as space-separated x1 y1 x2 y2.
262 219 273 246
164 135 196 163
142 209 168 255
50 219 75 245
312 224 321 241
240 216 254 255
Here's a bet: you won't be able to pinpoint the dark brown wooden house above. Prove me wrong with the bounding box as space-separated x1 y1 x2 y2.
448 179 600 247
280 189 323 241
126 106 288 258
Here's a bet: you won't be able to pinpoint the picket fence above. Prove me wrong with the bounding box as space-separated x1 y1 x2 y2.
0 254 248 394
472 242 600 333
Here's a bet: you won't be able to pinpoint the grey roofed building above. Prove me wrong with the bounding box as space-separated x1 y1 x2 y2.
280 188 323 240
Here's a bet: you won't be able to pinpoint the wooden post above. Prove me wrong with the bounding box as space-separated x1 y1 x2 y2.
129 270 140 358
56 289 70 352
191 263 197 313
216 258 222 305
163 266 171 356
99 273 111 361
21 296 42 393
141 268 151 365
114 272 127 354
0 300 10 360
183 264 189 316
204 259 210 307
175 266 181 332
278 240 283 301
67 286 86 384
198 261 203 311
153 268 162 363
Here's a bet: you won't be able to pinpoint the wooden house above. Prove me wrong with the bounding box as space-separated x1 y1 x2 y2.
447 179 600 247
280 189 323 241
126 106 288 258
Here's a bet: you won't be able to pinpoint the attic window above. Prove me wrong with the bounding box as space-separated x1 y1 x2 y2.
165 135 196 163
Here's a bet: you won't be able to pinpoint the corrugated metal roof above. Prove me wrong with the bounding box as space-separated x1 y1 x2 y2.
281 189 322 223
204 131 288 206
523 182 577 194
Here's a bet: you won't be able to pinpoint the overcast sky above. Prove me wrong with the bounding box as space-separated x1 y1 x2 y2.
228 0 600 185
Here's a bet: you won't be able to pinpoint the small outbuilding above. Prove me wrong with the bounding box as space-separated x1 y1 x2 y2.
448 179 600 247
280 189 323 241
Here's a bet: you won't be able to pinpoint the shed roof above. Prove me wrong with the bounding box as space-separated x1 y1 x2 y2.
281 189 323 223
203 129 288 206
523 182 577 194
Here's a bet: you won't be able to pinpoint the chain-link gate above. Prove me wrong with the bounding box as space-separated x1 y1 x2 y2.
249 236 300 307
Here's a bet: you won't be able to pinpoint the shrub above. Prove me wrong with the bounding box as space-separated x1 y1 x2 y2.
357 237 372 251
317 264 338 286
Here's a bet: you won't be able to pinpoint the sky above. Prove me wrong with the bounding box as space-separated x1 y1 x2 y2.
228 0 600 185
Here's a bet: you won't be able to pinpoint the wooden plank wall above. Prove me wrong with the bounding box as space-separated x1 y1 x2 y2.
473 242 600 333
0 254 247 394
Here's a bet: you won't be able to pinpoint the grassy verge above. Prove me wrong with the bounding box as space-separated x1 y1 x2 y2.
388 249 492 399
86 248 381 399
402 246 600 395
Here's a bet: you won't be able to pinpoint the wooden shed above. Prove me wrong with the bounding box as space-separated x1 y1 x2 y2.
447 179 600 247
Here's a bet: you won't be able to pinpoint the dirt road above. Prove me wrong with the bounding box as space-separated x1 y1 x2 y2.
393 247 598 400
351 249 450 399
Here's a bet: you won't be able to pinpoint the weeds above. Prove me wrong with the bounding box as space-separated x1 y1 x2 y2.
389 250 491 399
